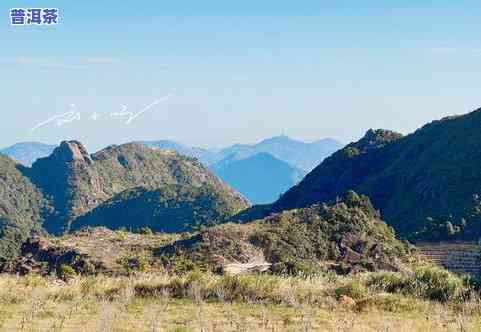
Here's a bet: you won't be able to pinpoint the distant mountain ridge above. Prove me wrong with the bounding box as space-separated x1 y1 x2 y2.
205 135 343 171
1 136 341 209
141 136 342 204
142 136 343 172
250 108 481 242
0 142 56 166
3 136 343 172
211 152 306 204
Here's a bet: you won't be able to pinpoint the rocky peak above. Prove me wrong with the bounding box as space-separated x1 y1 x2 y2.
51 141 93 165
354 129 403 152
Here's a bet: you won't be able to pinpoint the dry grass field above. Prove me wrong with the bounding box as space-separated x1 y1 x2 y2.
0 267 480 332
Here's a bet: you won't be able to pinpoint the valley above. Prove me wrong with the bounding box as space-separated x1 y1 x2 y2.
3 109 481 331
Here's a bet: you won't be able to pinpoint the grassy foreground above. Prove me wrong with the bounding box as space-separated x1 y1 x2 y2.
1 266 481 331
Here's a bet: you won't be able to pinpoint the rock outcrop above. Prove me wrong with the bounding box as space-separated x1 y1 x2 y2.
5 227 178 276
51 141 93 165
159 191 414 275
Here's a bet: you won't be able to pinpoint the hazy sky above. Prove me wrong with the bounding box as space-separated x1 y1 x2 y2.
1 1 481 151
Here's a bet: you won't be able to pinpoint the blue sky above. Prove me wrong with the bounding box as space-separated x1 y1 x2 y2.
1 1 481 150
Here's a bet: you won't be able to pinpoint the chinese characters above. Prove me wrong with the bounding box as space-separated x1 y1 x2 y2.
10 8 58 25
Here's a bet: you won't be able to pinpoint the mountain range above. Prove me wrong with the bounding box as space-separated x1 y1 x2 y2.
247 108 481 242
0 141 249 265
4 107 481 275
1 136 342 174
0 142 56 166
1 136 342 206
211 135 343 171
142 136 342 203
142 135 343 171
6 107 481 251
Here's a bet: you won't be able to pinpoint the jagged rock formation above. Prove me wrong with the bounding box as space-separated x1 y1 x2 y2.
31 141 100 232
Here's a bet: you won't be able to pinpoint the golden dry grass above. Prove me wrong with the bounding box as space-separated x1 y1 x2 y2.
0 272 479 332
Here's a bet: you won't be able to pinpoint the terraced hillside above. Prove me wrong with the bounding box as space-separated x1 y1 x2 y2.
416 242 481 275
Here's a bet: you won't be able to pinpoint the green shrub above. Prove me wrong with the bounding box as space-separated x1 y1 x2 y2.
57 264 77 280
365 271 408 293
218 274 279 302
335 279 368 300
411 265 465 301
117 255 148 274
169 276 189 298
169 256 202 275
364 266 467 302
113 227 127 238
